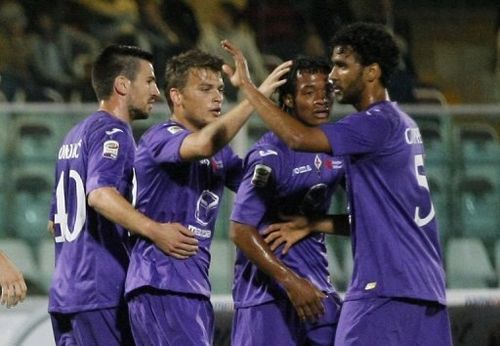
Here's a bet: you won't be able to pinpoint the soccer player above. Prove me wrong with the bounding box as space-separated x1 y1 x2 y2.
48 45 198 346
230 57 348 346
124 49 290 345
0 250 27 308
223 22 452 346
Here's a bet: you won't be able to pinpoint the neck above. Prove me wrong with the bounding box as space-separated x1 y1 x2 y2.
355 87 390 111
170 112 200 132
99 100 131 124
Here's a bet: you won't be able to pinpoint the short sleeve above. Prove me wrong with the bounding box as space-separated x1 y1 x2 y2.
141 123 191 164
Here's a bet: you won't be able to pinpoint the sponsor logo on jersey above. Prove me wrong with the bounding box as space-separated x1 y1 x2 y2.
259 149 278 157
211 158 224 171
251 164 272 187
102 140 119 159
292 165 312 175
364 282 377 290
188 224 212 238
167 125 184 134
105 128 124 136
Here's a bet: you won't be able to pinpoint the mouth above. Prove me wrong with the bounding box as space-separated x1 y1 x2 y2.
314 109 330 118
209 108 222 116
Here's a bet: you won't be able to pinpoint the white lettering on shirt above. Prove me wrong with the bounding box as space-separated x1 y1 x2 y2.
405 127 423 145
58 140 82 160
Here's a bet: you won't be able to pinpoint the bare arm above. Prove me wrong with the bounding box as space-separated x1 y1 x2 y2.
88 187 198 259
221 40 332 153
263 214 350 254
179 60 292 161
230 221 326 321
0 251 27 308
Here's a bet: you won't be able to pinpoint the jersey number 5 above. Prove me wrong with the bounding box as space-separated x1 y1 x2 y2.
54 170 86 243
414 154 435 227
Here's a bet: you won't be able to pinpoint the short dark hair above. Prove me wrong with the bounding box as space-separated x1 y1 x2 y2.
278 56 332 114
91 45 154 101
330 22 399 87
164 49 224 111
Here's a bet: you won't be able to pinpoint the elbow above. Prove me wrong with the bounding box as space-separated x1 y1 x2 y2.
229 222 244 246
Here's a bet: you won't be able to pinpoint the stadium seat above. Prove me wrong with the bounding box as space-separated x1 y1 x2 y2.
9 114 63 163
420 122 447 163
458 175 499 240
457 122 500 165
209 239 235 295
37 238 55 292
414 87 447 105
11 165 53 246
426 166 451 239
0 238 39 285
445 237 497 288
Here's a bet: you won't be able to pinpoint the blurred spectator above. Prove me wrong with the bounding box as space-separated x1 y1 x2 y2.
198 1 268 101
30 10 100 102
73 0 148 48
0 1 46 102
137 0 200 89
246 0 307 60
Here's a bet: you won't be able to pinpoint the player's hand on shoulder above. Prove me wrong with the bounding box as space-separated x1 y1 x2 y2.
281 272 326 322
153 223 199 259
263 215 311 254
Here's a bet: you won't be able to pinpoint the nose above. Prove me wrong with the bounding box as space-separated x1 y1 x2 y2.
328 67 337 81
213 90 223 104
152 83 160 97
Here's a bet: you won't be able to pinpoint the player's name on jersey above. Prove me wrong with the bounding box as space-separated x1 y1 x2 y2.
58 140 82 160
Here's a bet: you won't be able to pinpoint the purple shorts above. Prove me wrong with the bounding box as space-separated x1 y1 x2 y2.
50 305 134 346
335 297 452 346
232 293 342 346
127 287 214 346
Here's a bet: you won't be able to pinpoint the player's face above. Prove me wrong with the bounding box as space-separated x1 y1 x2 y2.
291 71 333 127
128 60 160 120
178 68 224 129
329 45 365 106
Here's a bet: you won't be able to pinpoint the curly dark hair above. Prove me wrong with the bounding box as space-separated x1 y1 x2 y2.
278 56 332 114
91 45 154 101
330 22 400 87
164 49 224 111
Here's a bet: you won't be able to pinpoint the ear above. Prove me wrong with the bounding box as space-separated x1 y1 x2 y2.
170 88 182 107
114 76 130 96
365 63 381 83
284 94 294 108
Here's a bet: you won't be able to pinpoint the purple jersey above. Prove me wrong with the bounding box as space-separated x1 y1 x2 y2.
320 101 446 304
125 120 243 298
230 132 345 308
48 111 135 313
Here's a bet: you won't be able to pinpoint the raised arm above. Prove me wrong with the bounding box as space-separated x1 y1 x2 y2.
88 187 198 259
179 60 292 161
221 40 332 153
230 221 326 322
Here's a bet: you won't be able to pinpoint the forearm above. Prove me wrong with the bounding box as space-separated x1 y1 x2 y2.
181 100 254 160
240 80 329 152
310 214 350 236
87 187 157 240
230 221 296 284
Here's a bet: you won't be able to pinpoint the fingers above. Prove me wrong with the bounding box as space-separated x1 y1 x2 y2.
1 280 26 308
262 223 283 236
222 64 234 77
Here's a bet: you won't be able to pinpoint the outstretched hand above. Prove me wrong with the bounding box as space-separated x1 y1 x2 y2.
257 60 292 98
221 40 254 88
263 215 312 254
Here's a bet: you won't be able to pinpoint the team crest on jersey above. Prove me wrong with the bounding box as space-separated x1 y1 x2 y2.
167 125 183 134
251 164 272 187
259 149 278 157
314 154 322 170
102 140 119 159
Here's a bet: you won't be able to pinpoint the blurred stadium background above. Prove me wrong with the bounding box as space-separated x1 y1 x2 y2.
0 0 499 345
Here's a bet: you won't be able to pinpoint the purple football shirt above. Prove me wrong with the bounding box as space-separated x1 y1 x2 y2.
125 120 243 298
230 132 345 308
48 111 135 313
320 101 447 304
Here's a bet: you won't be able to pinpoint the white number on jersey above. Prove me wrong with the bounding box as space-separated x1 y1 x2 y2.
413 154 435 227
54 170 86 243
